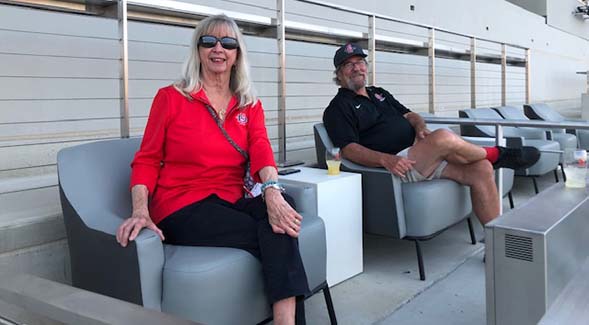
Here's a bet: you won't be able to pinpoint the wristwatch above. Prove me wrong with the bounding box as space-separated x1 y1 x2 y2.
261 182 285 200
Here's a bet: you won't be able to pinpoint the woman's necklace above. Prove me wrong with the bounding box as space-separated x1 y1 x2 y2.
217 107 227 121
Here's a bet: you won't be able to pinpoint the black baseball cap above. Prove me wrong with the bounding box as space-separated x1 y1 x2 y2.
333 43 367 68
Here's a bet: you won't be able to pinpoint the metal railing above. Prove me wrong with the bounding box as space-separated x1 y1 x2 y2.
105 0 530 161
0 0 533 187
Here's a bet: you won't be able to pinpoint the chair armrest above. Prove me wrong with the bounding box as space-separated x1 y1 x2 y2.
341 159 407 238
506 136 524 147
133 228 165 310
517 127 547 140
61 190 164 311
282 182 317 216
576 129 589 150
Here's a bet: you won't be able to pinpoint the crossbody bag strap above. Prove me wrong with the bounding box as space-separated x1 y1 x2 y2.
204 104 249 160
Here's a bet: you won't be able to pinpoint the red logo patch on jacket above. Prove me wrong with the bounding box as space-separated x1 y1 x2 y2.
236 112 248 125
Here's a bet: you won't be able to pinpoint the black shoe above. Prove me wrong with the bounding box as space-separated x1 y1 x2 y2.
493 146 540 170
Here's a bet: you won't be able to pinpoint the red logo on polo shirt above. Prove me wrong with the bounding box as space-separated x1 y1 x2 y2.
236 112 248 125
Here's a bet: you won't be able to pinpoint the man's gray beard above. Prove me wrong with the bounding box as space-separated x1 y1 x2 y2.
345 76 366 92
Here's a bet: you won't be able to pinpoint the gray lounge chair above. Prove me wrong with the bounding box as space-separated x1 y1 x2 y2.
57 138 336 325
524 102 589 150
459 108 560 194
314 123 474 281
493 105 574 181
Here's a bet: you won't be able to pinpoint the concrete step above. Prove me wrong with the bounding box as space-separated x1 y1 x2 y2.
0 240 70 285
0 174 69 284
0 174 65 255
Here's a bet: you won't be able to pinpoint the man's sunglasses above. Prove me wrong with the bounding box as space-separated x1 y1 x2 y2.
198 35 239 50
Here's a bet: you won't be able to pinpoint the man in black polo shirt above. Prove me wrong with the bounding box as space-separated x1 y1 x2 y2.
323 43 539 225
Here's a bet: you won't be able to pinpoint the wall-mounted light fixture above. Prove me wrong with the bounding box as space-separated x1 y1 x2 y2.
573 0 589 20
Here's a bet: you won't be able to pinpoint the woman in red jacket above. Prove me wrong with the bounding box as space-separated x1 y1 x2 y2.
115 14 308 325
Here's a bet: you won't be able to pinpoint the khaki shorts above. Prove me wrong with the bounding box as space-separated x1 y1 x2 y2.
396 147 448 183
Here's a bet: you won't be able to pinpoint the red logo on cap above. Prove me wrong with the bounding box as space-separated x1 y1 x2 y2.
345 43 354 54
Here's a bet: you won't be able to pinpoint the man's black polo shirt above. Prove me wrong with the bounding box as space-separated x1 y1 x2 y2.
323 86 416 154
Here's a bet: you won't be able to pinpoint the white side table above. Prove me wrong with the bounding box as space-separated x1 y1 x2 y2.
279 166 363 286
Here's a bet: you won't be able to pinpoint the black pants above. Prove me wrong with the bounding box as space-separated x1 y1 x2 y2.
158 194 309 321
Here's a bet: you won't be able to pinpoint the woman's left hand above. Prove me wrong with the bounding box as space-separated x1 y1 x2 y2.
265 189 303 238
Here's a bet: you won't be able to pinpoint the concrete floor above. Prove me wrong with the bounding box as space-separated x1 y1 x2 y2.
305 171 561 325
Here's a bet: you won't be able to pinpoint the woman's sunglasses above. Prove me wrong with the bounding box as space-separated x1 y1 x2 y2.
198 35 239 50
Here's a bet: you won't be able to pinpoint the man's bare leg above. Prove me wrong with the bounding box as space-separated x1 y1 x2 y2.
405 129 500 223
407 129 488 177
440 160 499 224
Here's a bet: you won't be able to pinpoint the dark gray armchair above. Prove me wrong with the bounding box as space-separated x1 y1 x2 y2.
57 138 336 325
313 123 474 281
459 108 560 194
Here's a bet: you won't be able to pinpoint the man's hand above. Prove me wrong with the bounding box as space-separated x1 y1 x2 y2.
264 189 302 238
380 154 416 177
414 124 431 142
116 208 165 247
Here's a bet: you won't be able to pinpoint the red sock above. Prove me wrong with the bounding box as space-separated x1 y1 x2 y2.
484 146 500 163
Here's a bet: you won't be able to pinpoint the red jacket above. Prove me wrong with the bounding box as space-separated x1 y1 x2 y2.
130 86 276 224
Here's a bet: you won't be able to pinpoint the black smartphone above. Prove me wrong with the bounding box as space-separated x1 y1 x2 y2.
278 168 301 176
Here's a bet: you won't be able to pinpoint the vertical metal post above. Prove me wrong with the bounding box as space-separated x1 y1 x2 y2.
118 0 130 138
586 71 589 94
525 48 531 104
501 44 507 106
470 37 477 108
428 28 436 114
495 125 505 215
368 15 376 86
276 0 287 162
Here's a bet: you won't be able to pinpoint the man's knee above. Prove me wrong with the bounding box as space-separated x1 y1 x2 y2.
429 129 460 148
467 160 494 182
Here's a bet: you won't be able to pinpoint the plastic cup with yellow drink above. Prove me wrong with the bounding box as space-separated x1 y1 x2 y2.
326 147 341 176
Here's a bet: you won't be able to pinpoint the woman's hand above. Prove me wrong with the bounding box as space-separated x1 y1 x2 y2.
264 189 303 238
116 184 164 247
116 208 165 247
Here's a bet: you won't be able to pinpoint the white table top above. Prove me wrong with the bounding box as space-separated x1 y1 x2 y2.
278 166 359 184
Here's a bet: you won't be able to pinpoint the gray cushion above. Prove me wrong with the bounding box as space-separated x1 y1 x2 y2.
161 214 325 325
162 245 268 325
402 179 471 238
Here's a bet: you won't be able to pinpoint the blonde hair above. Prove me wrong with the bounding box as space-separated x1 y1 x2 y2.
174 14 257 107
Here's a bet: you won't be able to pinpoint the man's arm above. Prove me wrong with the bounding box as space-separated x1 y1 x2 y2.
404 112 430 140
342 142 415 177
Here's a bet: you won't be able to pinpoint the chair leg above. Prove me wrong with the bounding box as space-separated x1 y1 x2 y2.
561 163 567 182
553 169 559 183
508 191 514 209
323 286 338 325
532 177 539 194
467 217 476 245
414 240 426 281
